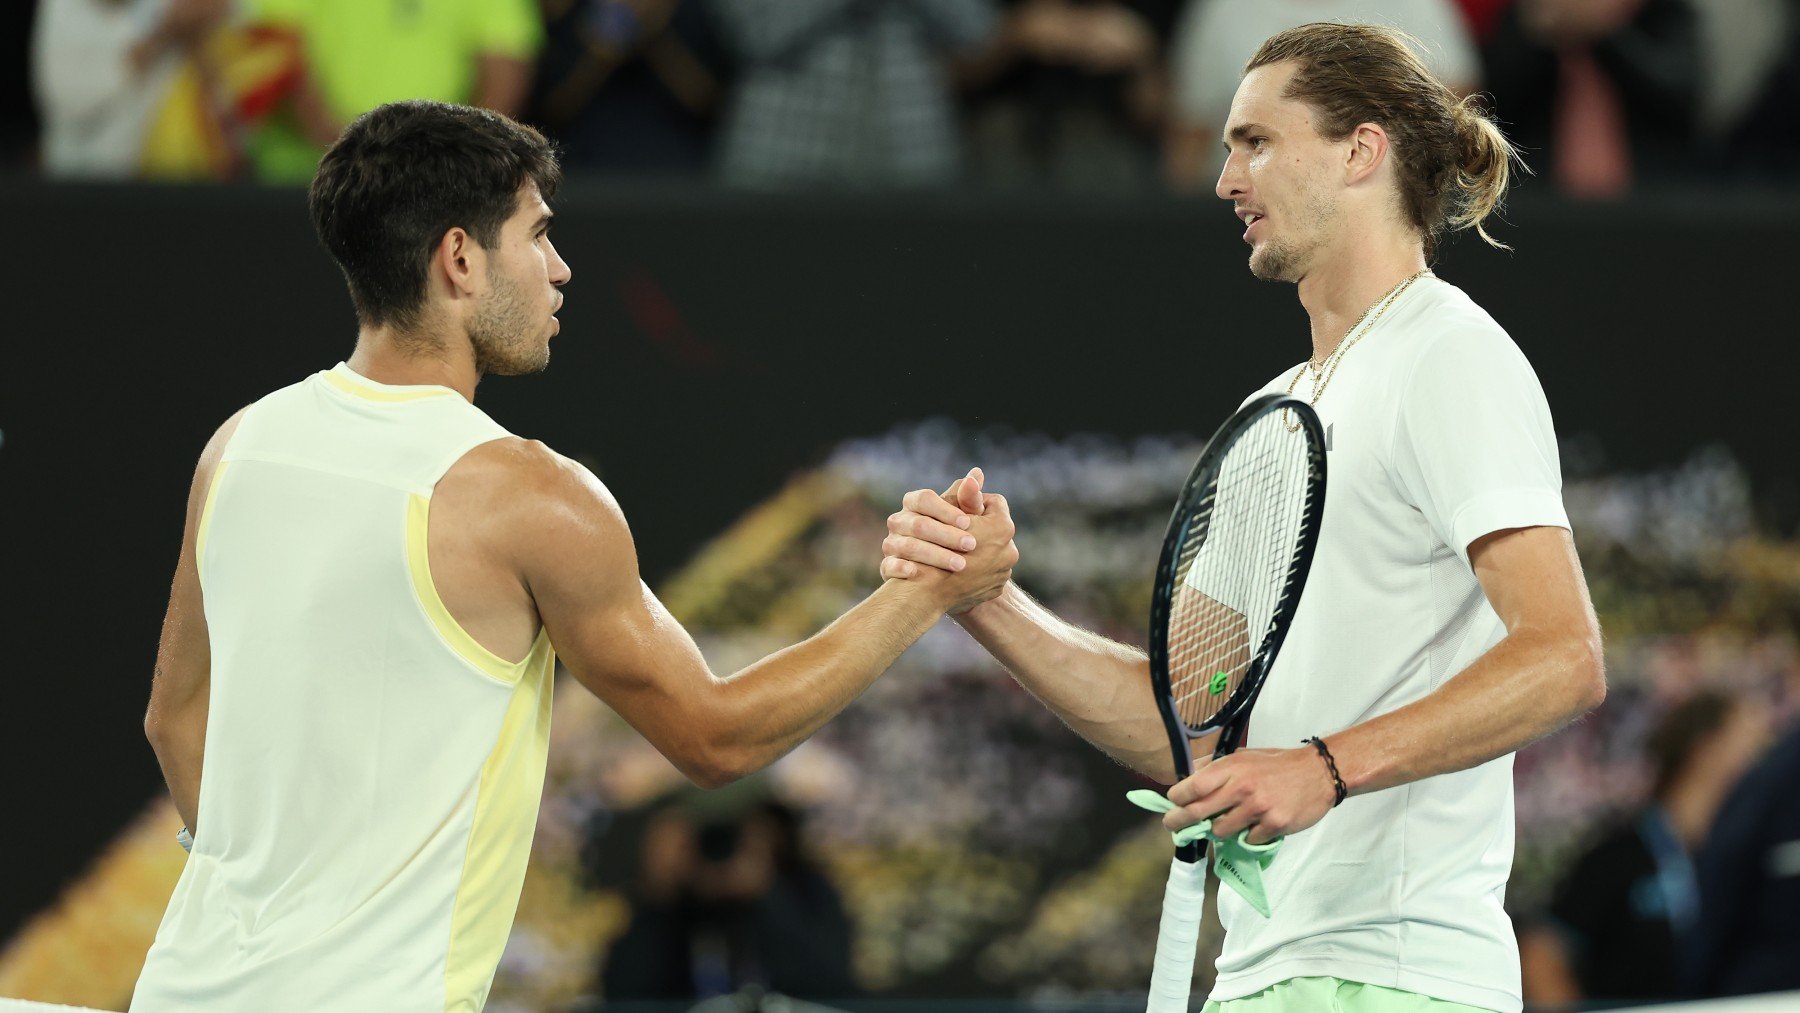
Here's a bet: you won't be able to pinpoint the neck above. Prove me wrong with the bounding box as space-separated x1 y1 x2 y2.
346 323 480 402
1296 228 1430 364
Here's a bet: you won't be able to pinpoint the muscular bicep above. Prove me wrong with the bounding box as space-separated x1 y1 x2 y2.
1470 527 1605 713
513 454 722 769
150 469 214 724
148 408 245 830
1469 526 1598 640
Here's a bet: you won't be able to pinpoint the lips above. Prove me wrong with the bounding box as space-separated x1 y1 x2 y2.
1240 211 1265 243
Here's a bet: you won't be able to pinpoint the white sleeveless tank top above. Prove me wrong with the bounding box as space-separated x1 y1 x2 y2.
133 363 556 1012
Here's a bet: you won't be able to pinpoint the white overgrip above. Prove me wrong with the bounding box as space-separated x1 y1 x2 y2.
1146 853 1208 1012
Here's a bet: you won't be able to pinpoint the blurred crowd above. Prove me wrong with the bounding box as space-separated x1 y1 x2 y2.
19 0 1800 194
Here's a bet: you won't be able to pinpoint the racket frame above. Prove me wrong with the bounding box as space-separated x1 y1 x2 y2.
1146 393 1328 863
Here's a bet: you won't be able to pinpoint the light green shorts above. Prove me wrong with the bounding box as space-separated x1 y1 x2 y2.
1203 976 1498 1012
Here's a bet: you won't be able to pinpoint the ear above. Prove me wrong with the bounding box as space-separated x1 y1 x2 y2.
434 227 487 299
1344 122 1389 187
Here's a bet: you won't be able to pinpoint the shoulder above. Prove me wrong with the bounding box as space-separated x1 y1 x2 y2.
451 438 622 519
1388 280 1538 389
197 405 252 474
441 438 635 563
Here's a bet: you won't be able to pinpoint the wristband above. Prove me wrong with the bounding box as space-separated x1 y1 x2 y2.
1303 737 1347 807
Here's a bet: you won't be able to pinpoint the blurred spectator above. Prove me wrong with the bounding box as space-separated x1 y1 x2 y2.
1163 1 1479 191
1453 0 1516 42
31 0 245 179
958 0 1181 192
1686 718 1800 996
244 0 544 184
1711 0 1800 175
597 793 856 1000
1482 0 1700 198
1689 0 1789 145
528 0 728 175
708 0 997 189
1518 690 1770 1009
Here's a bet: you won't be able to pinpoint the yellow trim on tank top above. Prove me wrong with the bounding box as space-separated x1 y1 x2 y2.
441 638 555 1011
323 368 459 404
195 460 231 578
405 493 545 685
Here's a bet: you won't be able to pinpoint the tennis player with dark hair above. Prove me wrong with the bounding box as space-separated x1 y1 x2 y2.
882 23 1605 1013
133 100 1017 1011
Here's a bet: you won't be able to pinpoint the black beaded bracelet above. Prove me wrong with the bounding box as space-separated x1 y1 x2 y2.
1304 737 1348 807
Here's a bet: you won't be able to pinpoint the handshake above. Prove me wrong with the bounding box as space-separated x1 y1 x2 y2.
878 466 1019 616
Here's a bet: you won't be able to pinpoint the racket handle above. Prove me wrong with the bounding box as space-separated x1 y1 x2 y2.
1147 854 1207 1012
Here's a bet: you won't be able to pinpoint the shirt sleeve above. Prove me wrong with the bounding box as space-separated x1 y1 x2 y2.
468 0 543 60
1390 325 1569 568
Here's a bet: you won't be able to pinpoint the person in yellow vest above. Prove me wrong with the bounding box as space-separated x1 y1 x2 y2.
244 0 544 183
132 99 1019 1012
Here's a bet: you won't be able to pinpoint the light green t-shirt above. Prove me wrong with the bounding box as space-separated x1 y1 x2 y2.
250 0 543 182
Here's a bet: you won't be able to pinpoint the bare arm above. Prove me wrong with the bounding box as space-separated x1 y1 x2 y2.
1166 524 1605 843
956 583 1178 778
883 474 1202 780
510 446 1017 787
1519 923 1586 1009
145 409 246 835
1324 525 1605 794
472 54 533 118
1162 121 1217 193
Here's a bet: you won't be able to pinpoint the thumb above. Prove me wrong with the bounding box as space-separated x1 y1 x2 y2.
958 468 985 515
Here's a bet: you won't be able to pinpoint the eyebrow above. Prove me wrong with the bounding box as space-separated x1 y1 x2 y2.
532 212 555 233
1223 122 1272 150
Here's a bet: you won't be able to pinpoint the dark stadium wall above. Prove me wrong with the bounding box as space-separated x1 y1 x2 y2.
0 179 1791 938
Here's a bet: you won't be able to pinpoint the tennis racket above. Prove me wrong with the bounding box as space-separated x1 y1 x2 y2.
1143 393 1328 1012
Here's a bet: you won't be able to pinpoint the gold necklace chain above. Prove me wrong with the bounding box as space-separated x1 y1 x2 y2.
1282 270 1432 432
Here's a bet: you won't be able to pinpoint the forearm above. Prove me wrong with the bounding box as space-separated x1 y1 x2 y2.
473 55 533 118
1328 629 1603 797
707 579 945 781
146 705 206 832
956 583 1173 779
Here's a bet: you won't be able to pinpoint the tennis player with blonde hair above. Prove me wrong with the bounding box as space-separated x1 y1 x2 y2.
133 100 1017 1011
883 23 1605 1013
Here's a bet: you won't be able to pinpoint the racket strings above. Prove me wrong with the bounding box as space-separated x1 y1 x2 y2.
1164 411 1320 730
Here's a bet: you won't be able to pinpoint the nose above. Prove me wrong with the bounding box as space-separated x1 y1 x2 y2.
1216 151 1248 202
547 240 572 287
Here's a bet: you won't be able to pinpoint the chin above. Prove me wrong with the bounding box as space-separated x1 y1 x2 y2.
1248 246 1300 284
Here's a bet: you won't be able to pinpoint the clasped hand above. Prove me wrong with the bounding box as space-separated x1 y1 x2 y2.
882 467 1018 614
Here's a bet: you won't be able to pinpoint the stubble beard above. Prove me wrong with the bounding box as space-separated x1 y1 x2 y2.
469 269 552 377
1249 239 1302 282
1249 182 1338 284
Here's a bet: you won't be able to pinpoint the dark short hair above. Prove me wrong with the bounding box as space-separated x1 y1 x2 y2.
308 101 562 329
